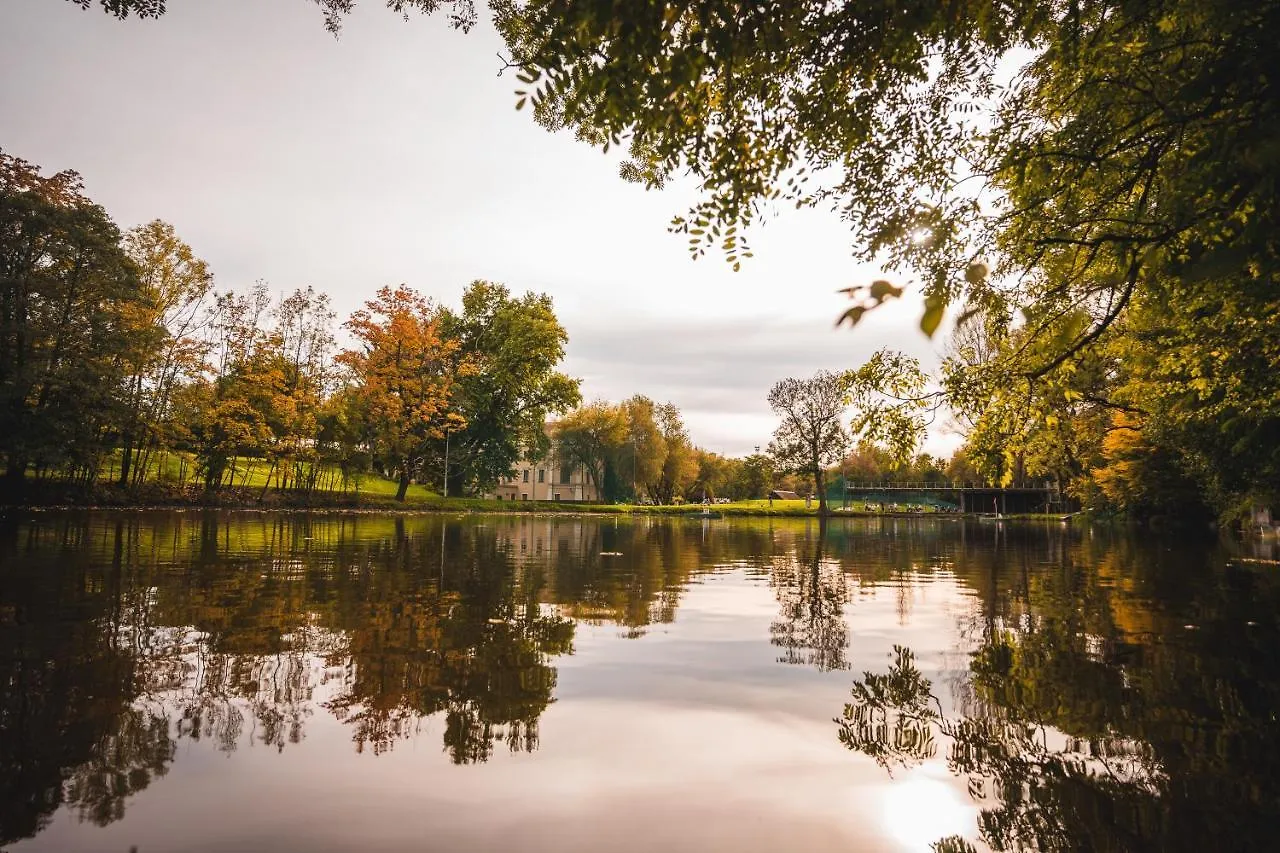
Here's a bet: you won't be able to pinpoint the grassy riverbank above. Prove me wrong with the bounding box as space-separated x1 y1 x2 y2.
4 478 977 518
9 460 1071 519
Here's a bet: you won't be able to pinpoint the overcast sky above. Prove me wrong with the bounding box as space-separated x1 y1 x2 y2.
1 0 961 457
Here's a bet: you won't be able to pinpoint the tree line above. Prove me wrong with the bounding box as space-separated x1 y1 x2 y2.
553 356 959 509
550 396 772 505
1 147 945 508
0 149 581 501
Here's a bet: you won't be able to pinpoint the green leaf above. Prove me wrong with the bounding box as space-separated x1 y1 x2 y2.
964 262 988 285
869 280 904 302
920 296 945 337
837 306 867 328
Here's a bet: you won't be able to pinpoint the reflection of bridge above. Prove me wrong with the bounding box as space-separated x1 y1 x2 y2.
837 481 1063 514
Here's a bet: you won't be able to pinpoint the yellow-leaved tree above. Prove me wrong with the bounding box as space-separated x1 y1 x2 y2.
338 285 469 501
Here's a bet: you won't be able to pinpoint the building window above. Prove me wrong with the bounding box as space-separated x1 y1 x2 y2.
553 493 561 501
521 493 528 500
538 469 545 483
561 464 572 484
522 470 529 483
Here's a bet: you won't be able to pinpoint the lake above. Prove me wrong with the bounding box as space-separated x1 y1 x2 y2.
1 511 1277 852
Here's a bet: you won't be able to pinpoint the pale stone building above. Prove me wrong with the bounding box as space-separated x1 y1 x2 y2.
488 452 600 502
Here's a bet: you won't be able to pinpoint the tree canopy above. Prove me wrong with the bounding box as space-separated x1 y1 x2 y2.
67 0 481 33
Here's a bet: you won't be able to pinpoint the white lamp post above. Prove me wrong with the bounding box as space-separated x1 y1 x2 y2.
442 428 450 498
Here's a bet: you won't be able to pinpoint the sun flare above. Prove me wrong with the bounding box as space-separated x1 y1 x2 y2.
881 768 977 851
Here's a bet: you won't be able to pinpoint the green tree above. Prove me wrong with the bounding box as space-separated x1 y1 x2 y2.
552 401 628 500
651 402 698 504
689 448 734 501
180 282 283 491
844 349 936 467
0 151 142 493
768 370 849 514
731 453 774 500
263 286 335 494
619 394 666 502
115 219 214 488
439 280 579 495
943 449 983 488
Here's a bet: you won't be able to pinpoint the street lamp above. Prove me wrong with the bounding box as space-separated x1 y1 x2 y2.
441 417 460 499
442 428 450 498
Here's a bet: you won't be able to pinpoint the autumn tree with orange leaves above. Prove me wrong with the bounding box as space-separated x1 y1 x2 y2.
338 285 470 501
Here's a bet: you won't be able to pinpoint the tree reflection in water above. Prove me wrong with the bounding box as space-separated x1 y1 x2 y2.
1 520 176 845
836 542 1280 853
769 520 851 671
0 512 736 845
0 514 586 845
5 514 1279 852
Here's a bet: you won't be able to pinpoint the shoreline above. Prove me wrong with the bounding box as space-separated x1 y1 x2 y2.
0 499 1073 522
0 480 1079 521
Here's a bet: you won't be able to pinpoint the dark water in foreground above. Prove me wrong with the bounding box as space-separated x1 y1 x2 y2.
1 512 1277 853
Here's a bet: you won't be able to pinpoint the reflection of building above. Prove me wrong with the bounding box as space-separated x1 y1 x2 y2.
488 452 600 502
489 516 591 564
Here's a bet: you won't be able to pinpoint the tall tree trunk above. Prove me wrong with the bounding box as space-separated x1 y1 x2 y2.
133 443 153 489
118 435 134 487
814 453 827 515
118 370 145 488
396 468 411 502
258 461 277 502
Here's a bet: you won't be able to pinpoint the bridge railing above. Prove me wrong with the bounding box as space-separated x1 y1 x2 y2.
840 481 1058 492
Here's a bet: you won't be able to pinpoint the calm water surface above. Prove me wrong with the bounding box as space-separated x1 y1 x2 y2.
1 512 1277 852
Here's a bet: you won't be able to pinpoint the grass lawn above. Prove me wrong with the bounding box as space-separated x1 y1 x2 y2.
555 498 946 516
75 451 441 503
23 453 954 514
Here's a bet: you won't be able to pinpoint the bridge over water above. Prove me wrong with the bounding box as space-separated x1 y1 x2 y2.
836 481 1063 514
